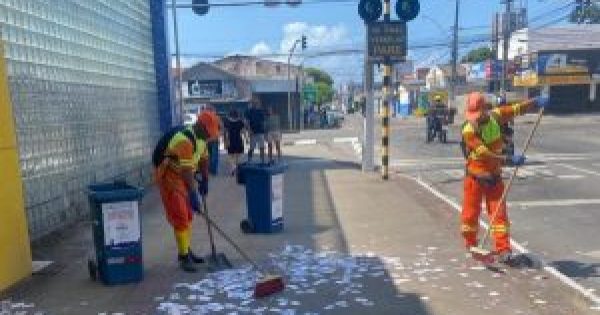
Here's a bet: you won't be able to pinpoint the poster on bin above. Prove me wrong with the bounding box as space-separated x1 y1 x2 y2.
102 201 140 246
271 174 284 221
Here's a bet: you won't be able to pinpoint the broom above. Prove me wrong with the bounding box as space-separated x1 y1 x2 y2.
195 200 284 298
470 106 545 264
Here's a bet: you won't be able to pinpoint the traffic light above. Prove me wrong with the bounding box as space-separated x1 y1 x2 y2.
358 0 382 23
301 35 307 50
396 0 419 22
192 0 209 16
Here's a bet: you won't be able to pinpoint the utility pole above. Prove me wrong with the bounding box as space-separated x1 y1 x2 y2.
171 0 184 123
501 0 512 95
381 0 391 180
299 60 305 131
450 0 460 106
493 12 499 93
363 33 375 172
287 39 301 131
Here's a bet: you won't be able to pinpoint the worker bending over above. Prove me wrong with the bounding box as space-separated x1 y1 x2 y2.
154 116 215 272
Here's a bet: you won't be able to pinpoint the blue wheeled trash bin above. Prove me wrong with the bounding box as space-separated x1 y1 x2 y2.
87 181 144 285
239 163 288 233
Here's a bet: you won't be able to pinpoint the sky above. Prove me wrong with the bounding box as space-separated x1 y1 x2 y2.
169 0 573 85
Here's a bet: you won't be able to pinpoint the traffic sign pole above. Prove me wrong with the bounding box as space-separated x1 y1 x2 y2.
381 0 391 181
359 0 418 177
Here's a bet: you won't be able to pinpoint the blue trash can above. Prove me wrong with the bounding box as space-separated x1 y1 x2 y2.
87 181 144 285
241 163 287 233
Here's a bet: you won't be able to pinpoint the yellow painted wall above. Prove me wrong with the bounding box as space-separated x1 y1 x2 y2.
0 40 32 291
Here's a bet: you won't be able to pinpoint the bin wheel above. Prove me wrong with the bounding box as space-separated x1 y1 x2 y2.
240 220 254 234
88 259 98 281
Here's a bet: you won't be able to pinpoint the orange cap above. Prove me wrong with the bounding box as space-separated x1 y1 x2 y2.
465 92 486 122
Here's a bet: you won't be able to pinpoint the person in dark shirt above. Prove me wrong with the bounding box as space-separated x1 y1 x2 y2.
224 109 245 176
244 98 266 163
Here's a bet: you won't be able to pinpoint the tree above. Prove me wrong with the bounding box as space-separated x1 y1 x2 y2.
304 67 334 107
305 67 334 87
569 3 600 24
315 82 334 105
460 47 493 63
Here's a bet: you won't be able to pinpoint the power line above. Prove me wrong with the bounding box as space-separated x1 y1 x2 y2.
168 0 357 8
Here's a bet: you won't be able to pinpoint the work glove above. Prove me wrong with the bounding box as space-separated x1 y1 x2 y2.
510 154 526 167
533 96 549 108
189 191 202 214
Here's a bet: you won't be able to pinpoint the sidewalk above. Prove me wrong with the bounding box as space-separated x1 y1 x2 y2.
0 144 596 314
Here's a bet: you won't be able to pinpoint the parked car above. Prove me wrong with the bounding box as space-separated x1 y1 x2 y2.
326 110 344 128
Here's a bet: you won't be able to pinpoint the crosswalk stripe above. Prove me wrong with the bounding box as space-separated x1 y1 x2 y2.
556 163 600 177
509 199 600 208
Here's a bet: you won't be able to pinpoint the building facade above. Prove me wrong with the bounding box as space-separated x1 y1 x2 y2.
511 26 600 112
0 0 172 289
183 57 302 130
214 55 302 79
182 62 252 117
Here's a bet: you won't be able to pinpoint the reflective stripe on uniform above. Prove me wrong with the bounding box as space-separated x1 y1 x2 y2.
461 224 478 233
490 224 509 234
471 144 491 159
166 127 208 169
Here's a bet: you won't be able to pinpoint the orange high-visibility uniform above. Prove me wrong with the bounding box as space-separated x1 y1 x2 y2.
155 127 208 232
461 102 531 254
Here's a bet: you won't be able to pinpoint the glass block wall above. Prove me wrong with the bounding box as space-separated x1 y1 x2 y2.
0 0 162 240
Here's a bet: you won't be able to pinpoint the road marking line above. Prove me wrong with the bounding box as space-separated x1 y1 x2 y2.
333 137 359 143
508 199 600 208
582 250 600 259
294 139 318 145
556 175 586 180
556 163 600 177
406 174 600 306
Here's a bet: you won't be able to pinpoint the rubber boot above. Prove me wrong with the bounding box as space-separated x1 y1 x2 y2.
188 249 205 264
178 254 198 273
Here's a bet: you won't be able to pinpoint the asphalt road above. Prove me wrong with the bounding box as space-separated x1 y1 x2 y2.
387 113 600 297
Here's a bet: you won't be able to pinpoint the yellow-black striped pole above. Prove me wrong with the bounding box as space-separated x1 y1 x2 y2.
381 0 391 180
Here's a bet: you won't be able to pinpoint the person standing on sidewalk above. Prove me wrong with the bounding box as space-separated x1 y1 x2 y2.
244 98 266 163
154 117 213 273
199 106 221 176
266 107 282 163
460 92 548 265
224 109 245 176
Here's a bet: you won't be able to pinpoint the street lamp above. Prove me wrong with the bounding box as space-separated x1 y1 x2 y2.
287 35 306 131
168 1 210 123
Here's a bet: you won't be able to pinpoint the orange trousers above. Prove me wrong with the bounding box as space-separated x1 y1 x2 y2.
158 181 193 232
461 175 511 254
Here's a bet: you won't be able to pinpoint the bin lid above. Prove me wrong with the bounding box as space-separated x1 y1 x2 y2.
241 162 288 175
88 181 144 203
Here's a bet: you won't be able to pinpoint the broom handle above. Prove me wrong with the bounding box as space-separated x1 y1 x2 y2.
480 107 545 248
197 197 265 273
202 196 218 259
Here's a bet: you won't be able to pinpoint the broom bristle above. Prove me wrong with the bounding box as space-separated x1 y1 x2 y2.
254 275 285 298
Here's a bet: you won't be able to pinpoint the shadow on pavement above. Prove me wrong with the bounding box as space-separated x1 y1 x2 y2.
1 152 433 314
550 260 600 279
